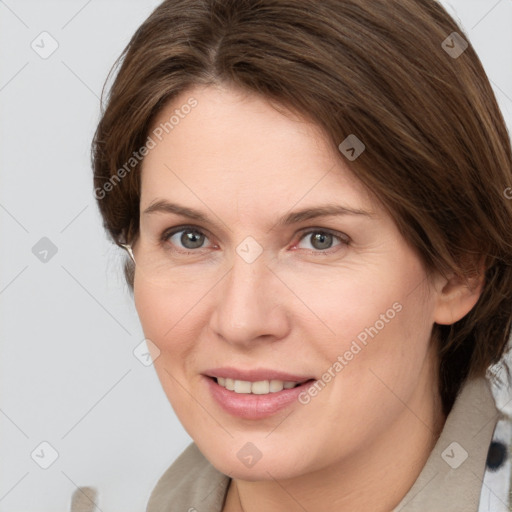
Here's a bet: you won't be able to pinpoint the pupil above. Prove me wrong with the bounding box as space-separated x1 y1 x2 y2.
182 230 204 249
312 232 332 250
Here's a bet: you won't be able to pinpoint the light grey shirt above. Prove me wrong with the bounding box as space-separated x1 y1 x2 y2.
146 376 503 512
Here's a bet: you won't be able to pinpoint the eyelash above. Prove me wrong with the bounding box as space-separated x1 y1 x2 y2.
159 224 350 256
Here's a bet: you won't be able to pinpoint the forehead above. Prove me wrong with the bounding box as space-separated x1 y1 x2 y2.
140 84 375 214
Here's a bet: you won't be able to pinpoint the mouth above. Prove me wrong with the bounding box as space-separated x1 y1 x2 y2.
204 375 317 420
211 376 311 394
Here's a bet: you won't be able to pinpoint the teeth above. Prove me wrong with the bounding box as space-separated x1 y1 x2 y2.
215 378 303 394
234 380 252 393
251 380 270 394
269 380 284 392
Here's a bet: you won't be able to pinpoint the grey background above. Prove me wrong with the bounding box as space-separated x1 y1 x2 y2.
1 1 511 510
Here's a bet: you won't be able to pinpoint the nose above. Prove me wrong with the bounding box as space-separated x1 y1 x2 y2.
209 253 291 348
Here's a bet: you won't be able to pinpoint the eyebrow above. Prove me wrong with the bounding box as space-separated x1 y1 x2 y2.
142 200 375 228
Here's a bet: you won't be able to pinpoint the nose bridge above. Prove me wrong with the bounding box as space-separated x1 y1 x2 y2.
210 250 288 344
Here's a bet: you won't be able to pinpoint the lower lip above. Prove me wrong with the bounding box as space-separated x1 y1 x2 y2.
203 376 316 420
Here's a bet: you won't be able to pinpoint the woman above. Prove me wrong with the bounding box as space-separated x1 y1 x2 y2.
91 0 512 510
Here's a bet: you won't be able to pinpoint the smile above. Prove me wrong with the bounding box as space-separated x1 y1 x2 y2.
204 375 316 419
215 377 307 394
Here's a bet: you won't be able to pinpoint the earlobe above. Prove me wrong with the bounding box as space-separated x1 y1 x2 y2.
433 268 485 325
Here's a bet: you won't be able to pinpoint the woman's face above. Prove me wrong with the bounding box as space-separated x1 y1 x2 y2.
133 83 445 480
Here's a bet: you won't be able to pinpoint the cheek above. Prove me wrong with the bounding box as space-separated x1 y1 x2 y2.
304 279 435 448
296 257 435 383
333 275 435 415
133 283 168 342
133 277 204 421
133 274 214 417
133 274 206 348
289 268 405 351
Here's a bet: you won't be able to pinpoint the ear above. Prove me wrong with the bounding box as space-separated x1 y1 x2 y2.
432 261 485 325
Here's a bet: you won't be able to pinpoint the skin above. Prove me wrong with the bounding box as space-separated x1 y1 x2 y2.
132 83 484 512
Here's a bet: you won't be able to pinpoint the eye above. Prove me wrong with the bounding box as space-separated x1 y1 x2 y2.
159 225 350 255
162 226 213 252
295 229 350 253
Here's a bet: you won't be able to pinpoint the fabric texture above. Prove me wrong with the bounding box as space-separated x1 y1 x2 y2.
479 358 512 512
146 375 507 512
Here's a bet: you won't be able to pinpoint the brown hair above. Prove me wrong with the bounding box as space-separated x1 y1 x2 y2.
91 0 512 416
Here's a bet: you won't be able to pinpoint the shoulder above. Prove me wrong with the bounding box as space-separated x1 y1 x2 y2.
146 442 230 512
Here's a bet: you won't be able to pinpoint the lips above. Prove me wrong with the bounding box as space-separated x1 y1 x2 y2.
203 366 315 382
202 367 317 419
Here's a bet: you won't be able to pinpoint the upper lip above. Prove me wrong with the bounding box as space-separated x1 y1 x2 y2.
203 367 315 382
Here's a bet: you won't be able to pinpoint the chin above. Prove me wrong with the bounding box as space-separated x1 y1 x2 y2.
197 439 309 481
